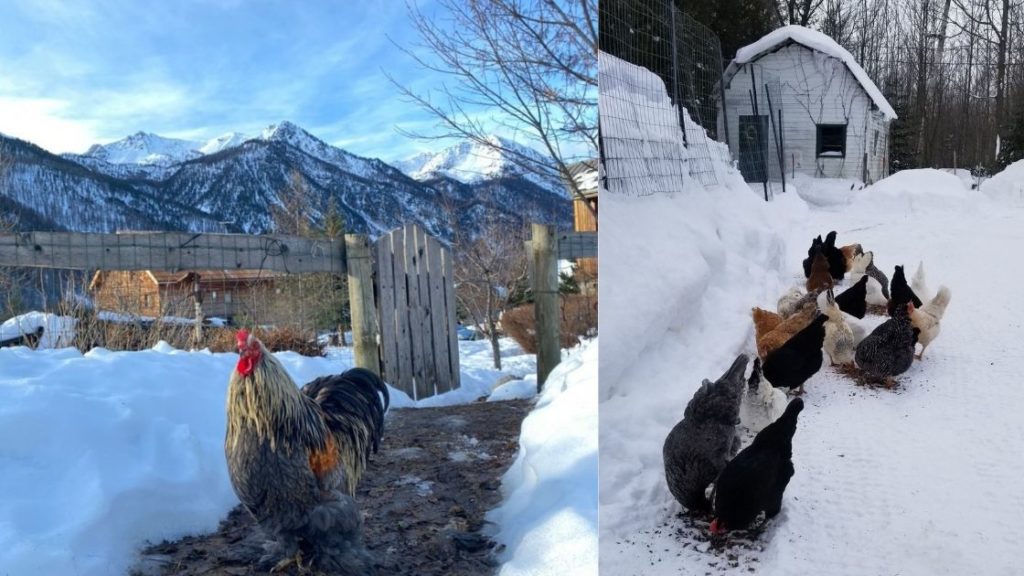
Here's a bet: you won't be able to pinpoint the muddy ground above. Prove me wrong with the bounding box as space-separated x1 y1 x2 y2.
134 399 531 576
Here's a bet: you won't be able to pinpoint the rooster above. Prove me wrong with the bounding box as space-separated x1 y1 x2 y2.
226 330 389 574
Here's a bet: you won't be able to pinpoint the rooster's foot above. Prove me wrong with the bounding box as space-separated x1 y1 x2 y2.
271 551 309 574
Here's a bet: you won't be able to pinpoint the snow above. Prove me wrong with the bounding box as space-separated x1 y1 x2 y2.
0 312 76 348
394 135 565 195
488 338 598 576
730 25 897 120
981 159 1024 203
0 336 542 576
601 54 1024 575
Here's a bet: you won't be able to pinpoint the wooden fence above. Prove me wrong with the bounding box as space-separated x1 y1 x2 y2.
528 225 598 388
375 224 460 401
0 228 462 401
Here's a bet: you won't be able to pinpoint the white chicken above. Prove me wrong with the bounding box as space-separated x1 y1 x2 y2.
739 357 787 434
911 261 933 303
911 285 951 359
821 289 856 366
849 252 887 306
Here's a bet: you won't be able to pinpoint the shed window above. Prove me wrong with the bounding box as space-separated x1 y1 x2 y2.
816 124 847 158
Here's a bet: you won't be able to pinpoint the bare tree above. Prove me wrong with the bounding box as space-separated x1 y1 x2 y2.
392 0 597 215
442 196 529 371
776 0 826 25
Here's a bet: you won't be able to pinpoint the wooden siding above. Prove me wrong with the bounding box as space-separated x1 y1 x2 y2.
720 43 891 182
92 271 163 317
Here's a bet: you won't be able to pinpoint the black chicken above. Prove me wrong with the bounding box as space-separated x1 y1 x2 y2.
762 315 827 394
801 235 824 278
663 354 748 512
835 275 869 319
823 231 846 280
888 265 923 316
710 397 804 534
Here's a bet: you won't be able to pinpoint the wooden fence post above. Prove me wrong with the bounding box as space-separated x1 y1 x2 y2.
192 277 203 348
346 234 381 376
532 223 560 390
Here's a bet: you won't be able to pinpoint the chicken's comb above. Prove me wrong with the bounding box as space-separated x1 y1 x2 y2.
236 329 252 348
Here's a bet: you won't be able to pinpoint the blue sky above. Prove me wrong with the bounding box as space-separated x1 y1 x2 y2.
0 0 472 162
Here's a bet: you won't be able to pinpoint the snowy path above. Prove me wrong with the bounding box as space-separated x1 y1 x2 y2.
600 173 1024 576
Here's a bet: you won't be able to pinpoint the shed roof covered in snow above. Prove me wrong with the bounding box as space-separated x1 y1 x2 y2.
724 25 897 120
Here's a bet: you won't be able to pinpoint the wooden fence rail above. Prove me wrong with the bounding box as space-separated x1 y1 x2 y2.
0 231 345 274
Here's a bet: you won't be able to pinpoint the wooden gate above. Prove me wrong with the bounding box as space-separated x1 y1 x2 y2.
375 224 460 400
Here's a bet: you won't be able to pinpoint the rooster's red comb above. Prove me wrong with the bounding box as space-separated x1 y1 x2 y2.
236 329 253 348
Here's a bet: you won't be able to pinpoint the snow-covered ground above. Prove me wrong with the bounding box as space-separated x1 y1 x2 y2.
601 116 1024 576
0 334 596 576
489 339 598 576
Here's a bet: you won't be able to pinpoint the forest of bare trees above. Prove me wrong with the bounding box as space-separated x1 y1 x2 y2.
686 0 1024 172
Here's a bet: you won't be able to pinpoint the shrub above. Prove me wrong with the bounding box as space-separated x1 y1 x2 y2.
502 293 598 354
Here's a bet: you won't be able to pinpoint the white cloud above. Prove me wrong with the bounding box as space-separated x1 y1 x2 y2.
0 97 100 154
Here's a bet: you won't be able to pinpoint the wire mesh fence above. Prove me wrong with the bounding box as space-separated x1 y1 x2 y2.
728 65 788 200
599 0 732 196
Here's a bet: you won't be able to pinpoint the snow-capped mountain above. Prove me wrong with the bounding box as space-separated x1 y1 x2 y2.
394 135 566 196
80 132 203 166
1 124 571 238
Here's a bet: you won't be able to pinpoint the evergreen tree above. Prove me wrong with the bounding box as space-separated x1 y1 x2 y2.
321 195 346 239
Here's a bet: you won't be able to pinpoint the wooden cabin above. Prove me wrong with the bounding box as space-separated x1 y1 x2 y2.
567 159 598 281
718 26 897 183
88 269 286 324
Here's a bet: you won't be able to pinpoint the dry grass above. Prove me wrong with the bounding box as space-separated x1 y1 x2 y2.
502 293 598 354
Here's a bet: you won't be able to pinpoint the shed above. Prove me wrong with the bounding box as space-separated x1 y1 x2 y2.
718 26 897 183
566 159 598 280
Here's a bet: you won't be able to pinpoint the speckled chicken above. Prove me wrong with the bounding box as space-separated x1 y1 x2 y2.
663 355 748 512
762 315 828 394
855 302 918 386
777 287 817 319
865 255 890 300
849 252 888 307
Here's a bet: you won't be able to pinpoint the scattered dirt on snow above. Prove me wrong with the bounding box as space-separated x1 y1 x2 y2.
134 399 531 576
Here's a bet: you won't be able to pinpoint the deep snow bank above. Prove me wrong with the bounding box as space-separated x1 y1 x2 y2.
981 159 1024 202
0 312 76 348
0 338 538 576
488 339 597 576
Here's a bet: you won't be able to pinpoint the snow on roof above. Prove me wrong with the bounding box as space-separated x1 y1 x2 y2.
727 25 897 121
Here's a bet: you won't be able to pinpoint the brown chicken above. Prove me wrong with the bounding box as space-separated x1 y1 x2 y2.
840 243 863 271
806 250 833 293
757 304 816 359
752 307 783 343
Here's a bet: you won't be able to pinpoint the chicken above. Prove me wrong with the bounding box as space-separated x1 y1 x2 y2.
840 243 863 271
822 231 846 279
835 275 869 319
663 354 748 512
752 307 783 344
757 304 816 359
739 357 788 434
911 285 951 359
226 330 389 574
848 253 887 307
865 254 890 300
911 261 933 303
777 287 817 319
710 397 804 534
802 235 824 278
762 315 827 394
855 302 918 386
806 250 833 293
888 265 923 316
821 289 856 366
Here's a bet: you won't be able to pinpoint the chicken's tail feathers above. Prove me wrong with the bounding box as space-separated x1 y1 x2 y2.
926 285 952 315
302 368 390 456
